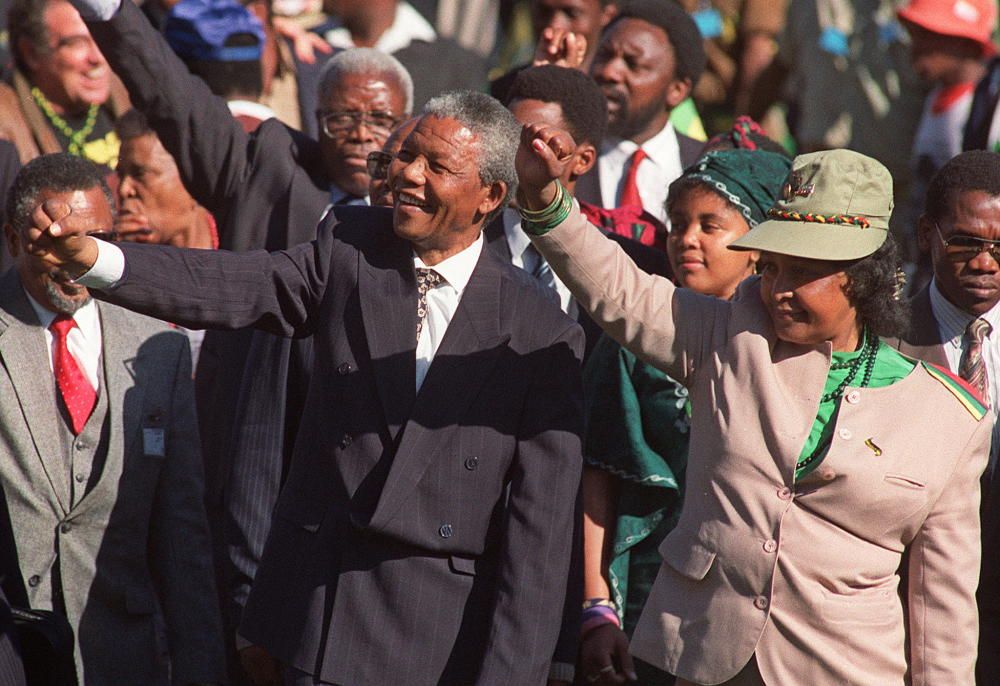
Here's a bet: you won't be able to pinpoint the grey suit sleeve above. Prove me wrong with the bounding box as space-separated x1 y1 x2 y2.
149 334 225 684
87 0 252 217
94 222 336 337
476 322 585 685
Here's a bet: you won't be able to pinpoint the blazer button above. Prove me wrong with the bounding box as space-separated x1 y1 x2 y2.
754 596 769 611
763 539 777 553
845 390 861 404
438 524 454 539
337 362 353 375
60 522 72 534
838 428 852 440
464 456 479 471
75 473 86 483
27 575 40 588
339 434 353 449
777 487 792 501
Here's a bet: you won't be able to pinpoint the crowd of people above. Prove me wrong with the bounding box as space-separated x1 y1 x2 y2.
0 0 997 685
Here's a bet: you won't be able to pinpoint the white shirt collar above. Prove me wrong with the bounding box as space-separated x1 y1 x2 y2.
601 120 679 169
501 208 531 261
324 2 436 54
412 232 483 295
25 289 99 334
929 278 1000 348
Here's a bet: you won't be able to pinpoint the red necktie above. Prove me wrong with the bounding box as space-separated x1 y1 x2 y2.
618 147 648 210
50 315 96 435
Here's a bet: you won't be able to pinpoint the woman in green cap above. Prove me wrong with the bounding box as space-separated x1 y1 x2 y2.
578 149 791 686
517 127 988 686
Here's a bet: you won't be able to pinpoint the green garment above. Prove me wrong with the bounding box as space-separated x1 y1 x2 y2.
669 97 707 142
583 335 689 648
796 340 916 480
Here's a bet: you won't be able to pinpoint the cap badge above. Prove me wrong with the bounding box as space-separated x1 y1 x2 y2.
781 172 815 201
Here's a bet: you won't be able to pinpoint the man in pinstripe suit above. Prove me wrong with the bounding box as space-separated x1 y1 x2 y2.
31 91 586 686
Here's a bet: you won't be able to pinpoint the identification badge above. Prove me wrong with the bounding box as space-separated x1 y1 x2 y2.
143 428 166 457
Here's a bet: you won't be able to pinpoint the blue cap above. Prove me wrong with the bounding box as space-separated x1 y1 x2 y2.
164 0 265 63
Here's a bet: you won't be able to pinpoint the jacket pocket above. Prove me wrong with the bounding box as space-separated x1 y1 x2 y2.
660 539 717 581
448 555 477 576
883 473 927 490
820 585 899 626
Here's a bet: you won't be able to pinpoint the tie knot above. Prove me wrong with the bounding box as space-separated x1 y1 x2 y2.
416 267 442 290
49 315 76 339
967 317 992 343
630 147 648 166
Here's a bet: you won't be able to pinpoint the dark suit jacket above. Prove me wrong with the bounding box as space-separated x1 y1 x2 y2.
890 285 999 685
94 206 586 686
574 128 705 213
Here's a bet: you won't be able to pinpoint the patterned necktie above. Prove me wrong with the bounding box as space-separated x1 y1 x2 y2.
619 147 648 210
50 315 96 434
959 317 992 403
415 267 443 343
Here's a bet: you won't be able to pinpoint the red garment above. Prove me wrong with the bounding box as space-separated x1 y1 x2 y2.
619 148 648 210
50 315 96 434
580 200 669 251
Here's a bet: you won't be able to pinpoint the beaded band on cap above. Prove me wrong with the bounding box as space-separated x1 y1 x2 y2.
766 207 871 229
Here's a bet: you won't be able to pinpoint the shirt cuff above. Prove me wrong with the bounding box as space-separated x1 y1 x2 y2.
72 0 121 21
75 238 125 289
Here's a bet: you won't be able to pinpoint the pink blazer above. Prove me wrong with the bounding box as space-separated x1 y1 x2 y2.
532 206 991 685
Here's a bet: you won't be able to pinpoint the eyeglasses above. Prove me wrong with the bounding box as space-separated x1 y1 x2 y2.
934 222 1000 263
318 110 398 138
366 151 394 180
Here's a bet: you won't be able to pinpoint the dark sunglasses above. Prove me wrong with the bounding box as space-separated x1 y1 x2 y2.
935 222 1000 263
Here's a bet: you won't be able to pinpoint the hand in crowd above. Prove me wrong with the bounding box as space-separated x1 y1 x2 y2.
272 17 333 65
515 122 577 210
239 644 283 686
581 624 638 684
533 27 588 70
24 199 100 279
114 207 154 242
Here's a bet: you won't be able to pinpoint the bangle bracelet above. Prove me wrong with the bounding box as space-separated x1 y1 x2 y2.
521 182 573 236
519 181 565 218
582 598 616 611
581 605 621 637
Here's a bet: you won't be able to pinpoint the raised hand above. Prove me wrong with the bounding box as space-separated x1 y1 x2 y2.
532 28 588 70
515 122 577 211
24 199 101 279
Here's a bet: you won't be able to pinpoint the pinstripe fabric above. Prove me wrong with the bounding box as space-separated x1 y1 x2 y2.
96 206 586 686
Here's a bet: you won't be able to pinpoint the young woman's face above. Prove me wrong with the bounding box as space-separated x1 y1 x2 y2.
757 252 861 352
667 185 756 299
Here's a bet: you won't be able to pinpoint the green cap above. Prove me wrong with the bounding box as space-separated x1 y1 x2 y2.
728 149 892 260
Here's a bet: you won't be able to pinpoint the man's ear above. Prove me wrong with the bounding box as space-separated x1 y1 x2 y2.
665 77 692 110
916 213 933 254
4 223 20 259
478 180 507 218
570 143 597 180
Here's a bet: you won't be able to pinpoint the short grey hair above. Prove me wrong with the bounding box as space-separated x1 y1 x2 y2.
316 48 414 115
422 90 521 221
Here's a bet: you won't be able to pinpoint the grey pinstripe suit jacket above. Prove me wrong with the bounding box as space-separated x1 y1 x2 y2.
93 206 586 685
0 270 224 684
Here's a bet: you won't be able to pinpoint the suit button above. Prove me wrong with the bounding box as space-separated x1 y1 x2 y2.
754 596 769 610
60 522 72 534
337 363 353 375
339 434 353 449
845 390 861 404
464 456 479 471
763 539 777 553
439 524 454 538
27 575 40 588
838 428 852 440
75 473 86 483
75 443 87 451
777 487 792 501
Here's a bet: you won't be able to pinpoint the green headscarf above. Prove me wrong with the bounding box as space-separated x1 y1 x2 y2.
672 149 792 228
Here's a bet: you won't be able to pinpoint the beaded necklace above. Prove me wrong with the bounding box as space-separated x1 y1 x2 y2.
31 87 99 157
795 328 878 474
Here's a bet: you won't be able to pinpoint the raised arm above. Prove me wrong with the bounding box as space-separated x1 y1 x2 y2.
78 0 256 216
515 123 725 383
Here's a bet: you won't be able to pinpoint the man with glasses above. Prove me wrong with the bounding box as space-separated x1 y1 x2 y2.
891 150 1000 686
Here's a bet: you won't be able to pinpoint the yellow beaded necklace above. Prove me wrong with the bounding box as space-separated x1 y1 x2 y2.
31 86 100 157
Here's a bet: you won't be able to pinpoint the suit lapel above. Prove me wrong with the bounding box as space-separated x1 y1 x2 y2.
359 231 419 439
369 248 510 530
0 272 70 514
900 286 950 367
483 216 512 262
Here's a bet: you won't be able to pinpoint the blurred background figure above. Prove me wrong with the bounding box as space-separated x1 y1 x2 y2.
0 0 129 168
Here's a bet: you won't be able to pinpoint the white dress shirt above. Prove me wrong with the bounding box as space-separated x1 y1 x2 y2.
501 208 577 319
414 233 482 392
929 278 1000 415
323 1 436 53
598 121 683 224
26 291 102 393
